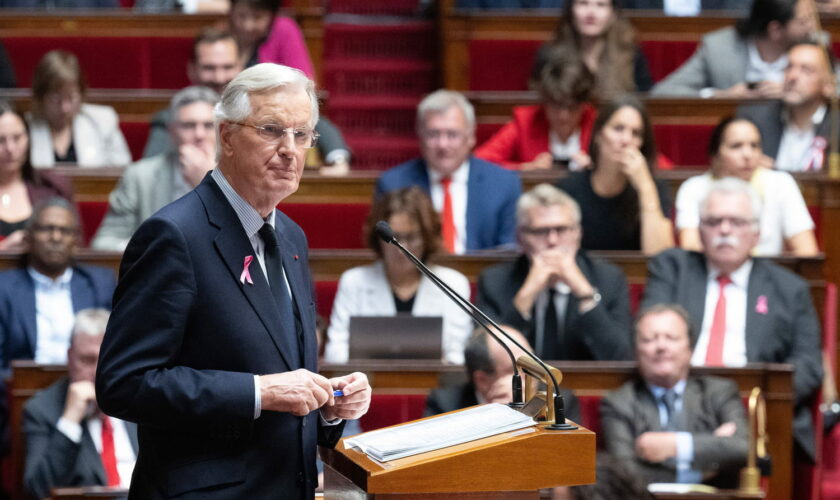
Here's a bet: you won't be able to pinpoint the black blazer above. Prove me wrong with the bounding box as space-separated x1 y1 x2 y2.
96 174 344 499
641 248 823 461
23 377 139 500
477 252 633 361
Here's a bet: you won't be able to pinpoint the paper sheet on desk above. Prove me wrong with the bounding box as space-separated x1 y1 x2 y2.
344 403 536 462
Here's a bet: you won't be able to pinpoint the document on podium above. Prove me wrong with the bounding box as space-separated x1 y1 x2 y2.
344 403 536 462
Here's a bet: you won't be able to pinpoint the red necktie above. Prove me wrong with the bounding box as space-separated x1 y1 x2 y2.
100 415 121 487
705 274 732 366
440 177 456 253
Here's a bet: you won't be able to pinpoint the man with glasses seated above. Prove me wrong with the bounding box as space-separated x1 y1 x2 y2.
0 197 115 372
642 177 822 465
92 86 219 251
476 184 633 360
375 89 521 254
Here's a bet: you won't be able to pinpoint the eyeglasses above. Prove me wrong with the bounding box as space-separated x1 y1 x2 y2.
30 224 77 237
521 225 578 238
232 122 319 148
393 232 423 246
420 129 467 143
699 216 756 229
176 121 215 132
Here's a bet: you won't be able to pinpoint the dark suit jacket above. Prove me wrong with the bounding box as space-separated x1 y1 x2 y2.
23 377 138 500
738 100 832 166
95 175 344 499
476 253 633 360
600 376 748 487
0 265 115 370
375 156 521 251
641 248 823 460
423 381 581 424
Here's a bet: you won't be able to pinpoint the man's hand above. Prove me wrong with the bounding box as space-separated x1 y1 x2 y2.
62 380 97 423
635 431 678 463
321 372 372 421
0 229 26 251
484 375 514 404
715 83 757 99
260 369 333 416
753 80 783 99
714 421 737 437
179 143 215 187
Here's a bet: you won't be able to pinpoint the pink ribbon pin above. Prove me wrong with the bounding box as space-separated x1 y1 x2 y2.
755 295 768 315
240 255 254 285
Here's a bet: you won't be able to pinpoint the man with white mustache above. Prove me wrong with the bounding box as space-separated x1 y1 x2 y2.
642 177 822 465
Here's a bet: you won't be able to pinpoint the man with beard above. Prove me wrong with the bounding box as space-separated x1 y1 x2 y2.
641 177 822 464
0 198 115 372
738 42 836 171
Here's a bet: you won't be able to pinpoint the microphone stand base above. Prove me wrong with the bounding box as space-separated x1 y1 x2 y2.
545 422 578 431
507 402 526 409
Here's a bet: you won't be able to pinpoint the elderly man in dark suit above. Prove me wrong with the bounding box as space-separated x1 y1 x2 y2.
0 198 115 371
24 309 137 499
375 89 521 253
641 177 822 463
96 63 371 499
476 183 632 361
601 304 748 487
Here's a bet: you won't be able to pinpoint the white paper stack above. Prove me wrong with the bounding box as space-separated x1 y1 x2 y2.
344 403 536 462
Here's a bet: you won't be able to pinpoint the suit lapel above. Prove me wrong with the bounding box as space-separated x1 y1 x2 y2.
679 379 702 432
276 223 315 371
686 254 709 347
636 380 664 432
80 424 107 486
745 260 771 361
464 158 481 251
69 269 91 312
198 178 298 372
18 272 38 358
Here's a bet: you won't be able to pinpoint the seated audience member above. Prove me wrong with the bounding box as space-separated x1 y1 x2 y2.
324 186 472 364
642 177 823 462
600 304 748 487
27 50 131 168
531 0 653 97
556 95 674 254
477 184 632 360
375 90 521 253
652 0 817 97
142 28 352 174
676 117 818 256
424 326 580 423
92 86 219 251
0 42 14 88
622 0 750 15
475 48 596 171
23 309 136 500
0 102 72 250
738 42 834 172
229 0 313 75
0 198 115 371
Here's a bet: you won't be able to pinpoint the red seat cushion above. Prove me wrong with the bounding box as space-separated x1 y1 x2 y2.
119 121 150 162
468 39 543 91
639 40 699 83
654 123 714 168
76 201 109 247
279 203 370 249
315 281 338 321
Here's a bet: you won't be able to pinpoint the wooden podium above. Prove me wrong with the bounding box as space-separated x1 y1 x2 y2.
321 407 596 499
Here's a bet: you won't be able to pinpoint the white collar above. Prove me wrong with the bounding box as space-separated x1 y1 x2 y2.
427 160 469 184
707 259 753 290
27 266 73 287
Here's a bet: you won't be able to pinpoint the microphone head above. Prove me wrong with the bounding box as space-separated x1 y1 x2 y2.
375 221 396 244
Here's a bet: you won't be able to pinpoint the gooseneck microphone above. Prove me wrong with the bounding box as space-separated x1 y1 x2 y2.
375 221 576 430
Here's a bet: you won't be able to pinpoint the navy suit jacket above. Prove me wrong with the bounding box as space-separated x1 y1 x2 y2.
374 156 521 251
96 174 343 499
0 264 115 370
641 248 823 461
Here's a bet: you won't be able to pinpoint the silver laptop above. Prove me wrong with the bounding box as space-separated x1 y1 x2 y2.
348 315 443 360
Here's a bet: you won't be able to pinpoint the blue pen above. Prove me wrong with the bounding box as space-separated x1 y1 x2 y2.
333 390 344 397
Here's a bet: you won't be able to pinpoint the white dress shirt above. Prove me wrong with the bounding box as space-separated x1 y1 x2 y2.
776 105 827 172
428 161 469 254
548 129 581 162
691 260 752 367
29 267 75 365
664 0 700 16
745 42 788 85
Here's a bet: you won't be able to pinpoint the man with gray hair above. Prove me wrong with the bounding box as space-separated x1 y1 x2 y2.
642 176 822 463
23 308 138 499
375 89 521 253
96 63 371 499
476 183 632 360
92 85 219 250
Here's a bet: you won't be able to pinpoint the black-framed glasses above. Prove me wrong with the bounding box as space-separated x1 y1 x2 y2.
232 122 319 149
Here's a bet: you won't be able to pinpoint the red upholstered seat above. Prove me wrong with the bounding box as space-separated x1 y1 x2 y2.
76 201 109 247
359 393 427 432
119 121 151 162
324 22 435 62
468 39 543 91
4 37 191 89
279 203 370 249
639 40 699 83
315 281 338 321
653 123 714 168
326 0 421 15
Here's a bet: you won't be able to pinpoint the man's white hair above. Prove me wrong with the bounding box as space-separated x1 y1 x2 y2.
71 308 110 342
416 89 475 132
699 177 763 222
214 63 318 130
516 183 581 228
